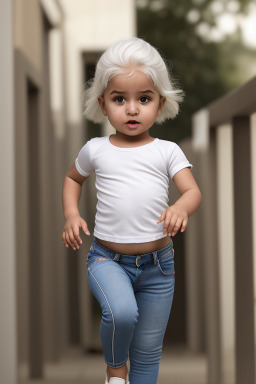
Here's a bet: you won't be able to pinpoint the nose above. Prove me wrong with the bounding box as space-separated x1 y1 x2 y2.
127 101 138 116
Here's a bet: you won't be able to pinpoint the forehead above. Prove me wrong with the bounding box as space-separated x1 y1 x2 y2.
105 69 158 94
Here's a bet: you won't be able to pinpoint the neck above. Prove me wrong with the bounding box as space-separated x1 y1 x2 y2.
114 131 152 144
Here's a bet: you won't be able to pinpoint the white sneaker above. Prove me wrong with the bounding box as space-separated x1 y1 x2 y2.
105 375 130 384
109 378 125 384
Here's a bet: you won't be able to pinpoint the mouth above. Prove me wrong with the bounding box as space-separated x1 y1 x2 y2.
126 120 140 128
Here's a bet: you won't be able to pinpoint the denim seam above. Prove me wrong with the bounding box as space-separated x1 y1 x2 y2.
88 270 116 365
87 257 111 271
87 259 99 271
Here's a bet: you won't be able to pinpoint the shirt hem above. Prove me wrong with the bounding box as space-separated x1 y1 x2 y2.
171 162 193 179
75 158 92 177
93 230 167 243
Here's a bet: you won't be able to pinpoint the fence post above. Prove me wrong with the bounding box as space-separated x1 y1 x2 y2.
216 124 235 384
201 129 222 384
233 116 255 384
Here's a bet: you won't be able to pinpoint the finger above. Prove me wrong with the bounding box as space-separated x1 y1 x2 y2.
65 232 73 249
163 211 173 234
62 232 69 248
68 229 79 250
164 213 176 234
169 217 183 236
81 220 90 236
73 225 82 245
157 210 167 223
180 217 188 232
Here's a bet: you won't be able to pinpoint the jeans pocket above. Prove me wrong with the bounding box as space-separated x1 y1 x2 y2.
158 250 175 276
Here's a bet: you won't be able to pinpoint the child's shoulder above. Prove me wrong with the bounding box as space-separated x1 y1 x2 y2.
84 135 107 150
87 135 107 145
155 138 180 153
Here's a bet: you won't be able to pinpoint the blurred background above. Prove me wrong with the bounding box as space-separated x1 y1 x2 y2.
1 0 256 383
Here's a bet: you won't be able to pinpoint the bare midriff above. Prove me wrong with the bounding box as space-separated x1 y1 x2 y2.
95 236 171 256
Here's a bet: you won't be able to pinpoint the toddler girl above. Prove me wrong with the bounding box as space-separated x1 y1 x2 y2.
62 37 202 384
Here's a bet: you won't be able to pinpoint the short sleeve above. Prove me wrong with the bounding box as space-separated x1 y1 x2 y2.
75 140 95 177
168 143 193 179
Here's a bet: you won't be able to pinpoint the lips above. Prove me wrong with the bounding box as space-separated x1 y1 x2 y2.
126 120 140 129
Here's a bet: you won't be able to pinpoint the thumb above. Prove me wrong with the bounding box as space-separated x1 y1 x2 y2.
157 211 166 224
81 220 90 236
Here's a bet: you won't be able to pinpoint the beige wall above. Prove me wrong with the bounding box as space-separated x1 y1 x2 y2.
60 0 136 52
0 0 17 383
14 0 43 73
13 1 65 380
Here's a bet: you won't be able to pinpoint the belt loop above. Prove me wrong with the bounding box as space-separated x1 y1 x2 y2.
153 251 158 265
136 256 141 267
113 253 120 262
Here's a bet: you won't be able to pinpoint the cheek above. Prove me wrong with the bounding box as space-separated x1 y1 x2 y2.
145 106 160 121
108 106 123 118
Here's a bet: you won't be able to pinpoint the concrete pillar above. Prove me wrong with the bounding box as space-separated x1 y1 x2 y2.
233 116 255 384
216 124 235 383
49 27 69 353
64 32 87 347
40 11 59 362
15 50 30 375
28 80 43 379
0 0 17 383
14 50 44 379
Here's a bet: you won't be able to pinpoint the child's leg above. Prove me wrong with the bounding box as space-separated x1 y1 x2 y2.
106 363 128 382
87 255 138 380
128 261 175 384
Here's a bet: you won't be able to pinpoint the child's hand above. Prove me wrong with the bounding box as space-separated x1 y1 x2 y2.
157 203 188 237
62 214 90 250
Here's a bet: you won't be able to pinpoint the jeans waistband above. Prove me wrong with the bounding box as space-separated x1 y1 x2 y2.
89 237 174 267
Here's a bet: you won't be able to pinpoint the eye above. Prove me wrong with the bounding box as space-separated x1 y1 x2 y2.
139 96 150 103
114 96 125 104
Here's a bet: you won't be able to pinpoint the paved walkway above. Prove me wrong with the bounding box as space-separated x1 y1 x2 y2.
19 346 207 384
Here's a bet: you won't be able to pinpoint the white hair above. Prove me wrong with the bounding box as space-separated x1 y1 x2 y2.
83 37 184 124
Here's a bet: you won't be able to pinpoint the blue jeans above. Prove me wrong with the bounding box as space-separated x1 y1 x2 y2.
86 238 175 384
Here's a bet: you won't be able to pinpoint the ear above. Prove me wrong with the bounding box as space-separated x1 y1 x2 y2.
157 97 166 116
98 96 108 116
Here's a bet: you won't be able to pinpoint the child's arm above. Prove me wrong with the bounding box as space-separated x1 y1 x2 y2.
157 168 202 237
62 163 90 250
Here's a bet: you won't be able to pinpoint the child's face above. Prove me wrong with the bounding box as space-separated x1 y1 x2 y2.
98 68 166 138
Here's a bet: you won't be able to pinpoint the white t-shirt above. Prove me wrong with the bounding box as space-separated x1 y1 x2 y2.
75 135 192 243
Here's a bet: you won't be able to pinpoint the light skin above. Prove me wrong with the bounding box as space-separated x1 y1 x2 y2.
62 68 202 382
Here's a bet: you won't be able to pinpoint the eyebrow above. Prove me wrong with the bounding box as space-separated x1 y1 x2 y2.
109 90 156 95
